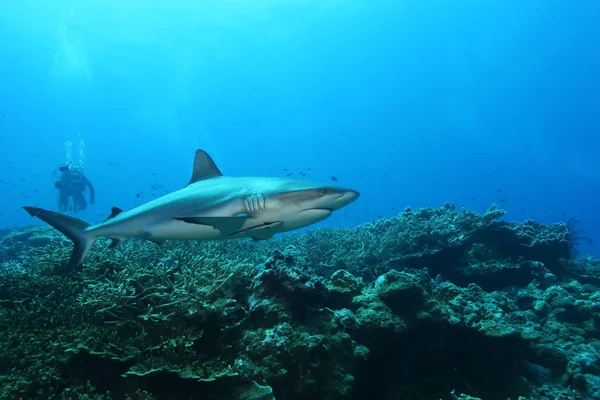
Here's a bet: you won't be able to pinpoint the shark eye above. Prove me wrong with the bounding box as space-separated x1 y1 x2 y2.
318 189 327 197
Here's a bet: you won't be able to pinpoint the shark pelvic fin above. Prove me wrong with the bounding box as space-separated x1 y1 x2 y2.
145 237 166 246
186 149 223 187
139 232 167 246
174 215 248 234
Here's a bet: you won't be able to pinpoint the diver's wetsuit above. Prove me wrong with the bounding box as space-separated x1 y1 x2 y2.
55 168 95 212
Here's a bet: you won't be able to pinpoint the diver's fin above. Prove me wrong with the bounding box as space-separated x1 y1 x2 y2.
22 206 96 269
104 207 124 221
186 149 223 187
174 215 248 234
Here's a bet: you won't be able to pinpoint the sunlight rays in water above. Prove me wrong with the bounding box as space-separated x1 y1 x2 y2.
51 10 92 83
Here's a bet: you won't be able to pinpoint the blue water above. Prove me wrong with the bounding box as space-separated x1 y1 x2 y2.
0 0 598 255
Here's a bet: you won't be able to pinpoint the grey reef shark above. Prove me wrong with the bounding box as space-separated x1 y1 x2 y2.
23 149 360 268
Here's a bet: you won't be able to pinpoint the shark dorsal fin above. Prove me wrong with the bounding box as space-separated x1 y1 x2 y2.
187 149 223 187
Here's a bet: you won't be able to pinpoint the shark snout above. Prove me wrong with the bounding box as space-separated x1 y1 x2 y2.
331 189 360 210
344 189 360 202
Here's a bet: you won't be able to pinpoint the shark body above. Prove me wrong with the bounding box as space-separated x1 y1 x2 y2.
23 149 359 268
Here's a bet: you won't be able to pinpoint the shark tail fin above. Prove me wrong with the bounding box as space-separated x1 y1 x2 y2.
22 206 97 269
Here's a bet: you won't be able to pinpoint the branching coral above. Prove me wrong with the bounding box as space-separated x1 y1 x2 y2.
77 245 250 330
0 204 594 399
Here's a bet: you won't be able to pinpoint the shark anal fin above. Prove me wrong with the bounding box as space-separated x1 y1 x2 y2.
138 231 167 246
174 216 248 234
108 238 123 248
146 238 166 246
104 207 124 222
186 150 223 187
251 236 271 241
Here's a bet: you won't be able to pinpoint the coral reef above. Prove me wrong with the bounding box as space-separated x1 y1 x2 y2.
0 204 597 399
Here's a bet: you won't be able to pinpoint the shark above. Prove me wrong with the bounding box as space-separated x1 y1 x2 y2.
23 149 360 268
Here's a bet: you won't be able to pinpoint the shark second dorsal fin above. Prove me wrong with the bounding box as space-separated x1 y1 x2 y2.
104 207 124 222
186 149 223 187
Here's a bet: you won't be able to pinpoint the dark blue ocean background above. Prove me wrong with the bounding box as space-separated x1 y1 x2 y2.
0 0 598 255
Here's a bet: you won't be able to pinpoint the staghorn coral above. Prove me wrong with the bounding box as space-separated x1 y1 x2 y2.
76 247 248 329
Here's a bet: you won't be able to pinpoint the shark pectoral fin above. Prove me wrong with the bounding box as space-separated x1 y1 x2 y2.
174 216 249 234
252 221 283 231
230 221 283 240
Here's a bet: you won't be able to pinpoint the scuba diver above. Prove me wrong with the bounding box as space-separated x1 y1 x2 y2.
53 164 95 212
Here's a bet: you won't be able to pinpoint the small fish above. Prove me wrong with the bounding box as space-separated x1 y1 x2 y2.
222 312 234 323
330 176 338 181
161 257 178 266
